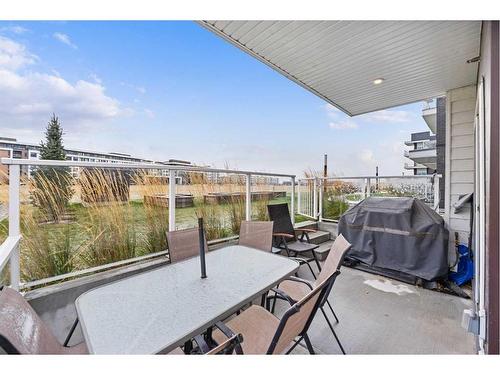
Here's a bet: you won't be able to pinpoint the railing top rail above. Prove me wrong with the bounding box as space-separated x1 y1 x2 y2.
309 174 441 180
0 235 21 272
0 158 295 178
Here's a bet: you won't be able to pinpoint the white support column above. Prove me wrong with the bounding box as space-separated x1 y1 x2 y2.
433 175 440 211
9 164 20 291
366 178 371 198
297 179 301 215
245 174 251 221
318 179 323 222
313 178 318 219
168 170 176 231
291 176 296 225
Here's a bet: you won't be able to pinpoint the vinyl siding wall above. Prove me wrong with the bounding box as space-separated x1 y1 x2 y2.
445 85 476 250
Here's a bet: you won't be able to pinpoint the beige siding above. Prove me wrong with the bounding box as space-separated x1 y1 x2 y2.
445 85 476 249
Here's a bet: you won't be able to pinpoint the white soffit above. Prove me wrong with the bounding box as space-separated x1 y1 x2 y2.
199 21 482 116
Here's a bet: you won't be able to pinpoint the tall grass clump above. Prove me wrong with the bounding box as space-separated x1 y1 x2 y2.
20 173 79 281
226 175 245 235
253 178 272 221
31 168 74 223
188 172 231 241
20 207 79 281
78 168 137 267
134 171 169 254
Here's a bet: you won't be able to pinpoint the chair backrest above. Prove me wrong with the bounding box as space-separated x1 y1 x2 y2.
267 203 295 240
166 227 208 263
206 333 244 355
267 274 334 354
0 287 63 354
315 234 351 286
238 221 274 252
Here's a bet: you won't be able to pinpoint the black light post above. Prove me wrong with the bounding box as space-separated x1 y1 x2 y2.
198 217 207 279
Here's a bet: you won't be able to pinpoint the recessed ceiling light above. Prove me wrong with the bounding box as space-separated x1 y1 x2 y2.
373 78 384 85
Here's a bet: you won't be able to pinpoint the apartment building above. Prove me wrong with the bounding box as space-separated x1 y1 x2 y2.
0 137 186 183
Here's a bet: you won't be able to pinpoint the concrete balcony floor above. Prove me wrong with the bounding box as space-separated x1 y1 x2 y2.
281 251 476 354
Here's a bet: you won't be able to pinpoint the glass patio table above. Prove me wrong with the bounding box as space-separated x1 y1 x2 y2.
75 245 299 354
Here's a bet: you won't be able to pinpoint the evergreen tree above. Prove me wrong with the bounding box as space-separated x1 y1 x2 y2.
40 114 67 160
32 114 74 221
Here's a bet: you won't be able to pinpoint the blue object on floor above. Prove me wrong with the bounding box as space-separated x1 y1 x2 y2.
449 244 474 286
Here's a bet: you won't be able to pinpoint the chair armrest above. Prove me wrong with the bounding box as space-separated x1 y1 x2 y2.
215 321 237 340
287 276 314 289
213 322 244 354
270 287 297 305
193 334 211 354
273 232 294 239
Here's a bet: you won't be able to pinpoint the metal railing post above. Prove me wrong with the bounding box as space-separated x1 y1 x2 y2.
245 174 251 221
318 178 323 222
9 164 20 291
366 178 371 198
433 175 440 211
291 176 296 225
168 170 176 231
313 178 318 219
297 179 301 215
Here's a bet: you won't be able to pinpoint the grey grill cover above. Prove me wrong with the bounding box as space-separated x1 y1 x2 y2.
338 197 449 281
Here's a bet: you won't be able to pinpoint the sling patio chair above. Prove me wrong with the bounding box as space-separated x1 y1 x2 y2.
166 226 208 263
169 329 244 355
267 203 321 277
0 286 87 354
210 271 337 354
238 220 274 252
267 234 351 354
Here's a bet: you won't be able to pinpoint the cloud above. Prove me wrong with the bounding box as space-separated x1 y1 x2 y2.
0 25 29 34
359 149 375 164
0 36 127 131
360 109 413 123
0 36 37 70
144 109 154 118
120 81 146 94
324 103 341 118
324 103 358 130
329 121 358 130
89 73 102 84
53 32 77 49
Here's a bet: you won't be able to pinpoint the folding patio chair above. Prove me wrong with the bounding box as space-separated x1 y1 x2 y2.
0 286 87 354
166 227 208 263
268 203 321 277
168 330 244 355
267 234 351 354
211 271 337 354
238 220 274 252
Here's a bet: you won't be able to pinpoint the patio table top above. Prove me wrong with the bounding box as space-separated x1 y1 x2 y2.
75 245 299 354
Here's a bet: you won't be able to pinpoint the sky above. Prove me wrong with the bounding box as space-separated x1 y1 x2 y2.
0 21 431 177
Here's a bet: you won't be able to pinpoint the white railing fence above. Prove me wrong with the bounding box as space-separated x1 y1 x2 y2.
297 174 441 222
0 158 295 291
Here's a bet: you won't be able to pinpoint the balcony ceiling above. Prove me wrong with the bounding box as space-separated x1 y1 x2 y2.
199 21 482 116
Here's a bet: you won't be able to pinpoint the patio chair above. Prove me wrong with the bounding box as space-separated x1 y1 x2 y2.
238 220 274 252
211 271 337 354
267 203 321 277
267 234 351 354
169 329 244 355
166 227 208 263
0 286 87 354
